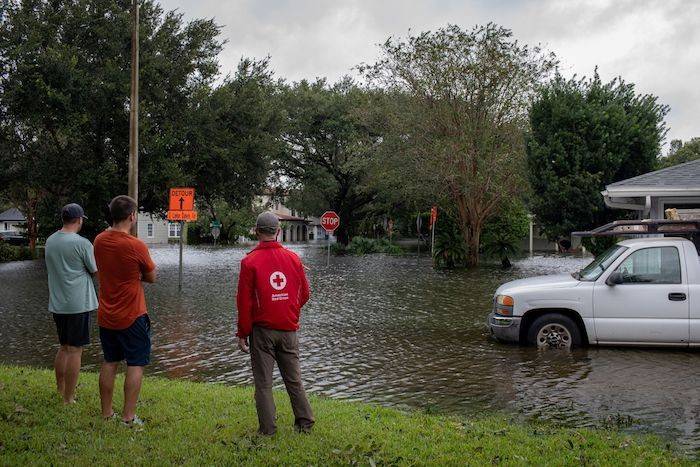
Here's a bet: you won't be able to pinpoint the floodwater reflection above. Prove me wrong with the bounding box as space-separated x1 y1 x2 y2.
0 245 698 454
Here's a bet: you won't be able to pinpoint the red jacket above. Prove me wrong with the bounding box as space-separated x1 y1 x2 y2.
236 241 310 338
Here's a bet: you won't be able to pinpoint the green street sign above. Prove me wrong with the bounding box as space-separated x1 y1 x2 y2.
210 220 222 228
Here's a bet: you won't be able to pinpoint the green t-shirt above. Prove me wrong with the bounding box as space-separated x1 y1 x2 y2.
45 231 98 314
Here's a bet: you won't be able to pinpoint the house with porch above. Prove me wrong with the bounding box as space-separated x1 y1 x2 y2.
254 193 335 243
602 159 700 219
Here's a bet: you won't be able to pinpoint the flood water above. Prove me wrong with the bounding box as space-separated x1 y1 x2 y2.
1 245 698 455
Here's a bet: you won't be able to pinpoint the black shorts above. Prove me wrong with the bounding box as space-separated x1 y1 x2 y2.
52 311 91 347
99 314 151 366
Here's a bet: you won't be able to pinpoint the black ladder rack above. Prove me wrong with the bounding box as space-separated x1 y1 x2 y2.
572 219 700 237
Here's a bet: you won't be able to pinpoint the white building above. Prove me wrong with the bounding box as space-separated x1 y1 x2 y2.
602 159 700 219
137 212 184 244
0 208 26 233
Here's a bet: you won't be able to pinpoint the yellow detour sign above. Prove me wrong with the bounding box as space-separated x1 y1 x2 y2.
168 187 197 222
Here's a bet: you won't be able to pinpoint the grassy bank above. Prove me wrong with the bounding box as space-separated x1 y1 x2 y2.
0 366 687 465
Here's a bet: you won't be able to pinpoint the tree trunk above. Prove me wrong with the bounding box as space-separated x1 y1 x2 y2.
25 195 39 256
466 225 481 267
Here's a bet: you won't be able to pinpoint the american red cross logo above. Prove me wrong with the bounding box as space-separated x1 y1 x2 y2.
269 271 287 291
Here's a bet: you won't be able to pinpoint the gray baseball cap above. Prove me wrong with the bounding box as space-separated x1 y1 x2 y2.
61 203 87 221
256 211 279 233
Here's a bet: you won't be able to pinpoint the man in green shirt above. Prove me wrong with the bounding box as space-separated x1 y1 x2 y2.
45 203 98 404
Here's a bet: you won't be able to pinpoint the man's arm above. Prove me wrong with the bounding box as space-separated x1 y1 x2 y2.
142 268 157 284
297 259 310 307
83 240 98 275
135 241 157 283
236 261 255 342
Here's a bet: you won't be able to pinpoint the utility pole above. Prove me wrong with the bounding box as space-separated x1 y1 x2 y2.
128 0 140 236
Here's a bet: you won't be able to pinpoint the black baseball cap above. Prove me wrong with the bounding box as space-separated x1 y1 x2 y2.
61 203 87 221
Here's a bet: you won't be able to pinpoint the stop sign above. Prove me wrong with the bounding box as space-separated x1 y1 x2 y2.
321 211 340 233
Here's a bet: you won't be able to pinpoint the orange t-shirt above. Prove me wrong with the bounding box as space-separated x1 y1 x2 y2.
94 230 156 330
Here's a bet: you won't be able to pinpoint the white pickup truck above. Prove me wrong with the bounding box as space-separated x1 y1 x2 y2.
488 220 700 349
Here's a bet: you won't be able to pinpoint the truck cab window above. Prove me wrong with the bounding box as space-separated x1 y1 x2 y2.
614 247 681 284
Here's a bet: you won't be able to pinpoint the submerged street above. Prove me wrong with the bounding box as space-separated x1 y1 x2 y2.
0 245 698 453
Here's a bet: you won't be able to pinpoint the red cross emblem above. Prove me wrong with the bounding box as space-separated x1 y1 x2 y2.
269 271 287 291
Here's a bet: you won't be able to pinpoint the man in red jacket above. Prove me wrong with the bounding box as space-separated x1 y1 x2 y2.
236 211 314 435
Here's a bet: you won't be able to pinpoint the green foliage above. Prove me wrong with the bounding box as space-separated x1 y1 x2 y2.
582 236 619 257
0 0 258 247
527 72 669 241
658 138 700 168
0 366 685 465
183 58 285 219
333 237 404 256
279 78 382 245
361 23 557 266
482 200 530 268
0 243 34 262
433 215 468 269
188 200 256 245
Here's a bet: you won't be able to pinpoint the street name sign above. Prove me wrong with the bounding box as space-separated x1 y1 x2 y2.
167 210 198 221
321 211 340 233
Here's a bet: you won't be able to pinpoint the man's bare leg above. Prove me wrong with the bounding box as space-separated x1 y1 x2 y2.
122 366 144 422
99 362 119 418
54 347 67 395
61 345 83 404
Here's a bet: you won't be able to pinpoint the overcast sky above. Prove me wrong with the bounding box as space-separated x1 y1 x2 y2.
161 0 699 149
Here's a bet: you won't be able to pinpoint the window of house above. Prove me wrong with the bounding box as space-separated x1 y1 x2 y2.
168 222 181 238
614 246 681 284
147 223 154 238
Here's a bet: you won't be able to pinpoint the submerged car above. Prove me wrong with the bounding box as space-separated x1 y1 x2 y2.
488 220 700 349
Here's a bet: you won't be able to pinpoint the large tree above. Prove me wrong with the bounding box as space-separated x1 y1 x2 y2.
527 72 669 242
182 57 285 240
361 24 556 266
0 0 222 247
279 78 381 245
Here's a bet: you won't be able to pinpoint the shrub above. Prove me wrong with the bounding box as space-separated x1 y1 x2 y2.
339 237 404 256
0 242 19 262
0 243 36 262
433 215 468 268
481 199 530 269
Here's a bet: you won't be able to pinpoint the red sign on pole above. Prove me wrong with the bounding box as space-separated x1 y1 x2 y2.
321 211 340 233
430 206 438 227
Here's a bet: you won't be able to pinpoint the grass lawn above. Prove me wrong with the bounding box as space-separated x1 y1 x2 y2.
0 365 688 465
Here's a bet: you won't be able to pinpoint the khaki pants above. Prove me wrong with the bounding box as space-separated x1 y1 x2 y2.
250 326 314 434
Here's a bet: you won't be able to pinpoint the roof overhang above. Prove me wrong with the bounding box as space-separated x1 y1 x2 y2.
602 187 700 198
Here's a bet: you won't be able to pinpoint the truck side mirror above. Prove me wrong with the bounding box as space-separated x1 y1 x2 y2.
606 271 623 286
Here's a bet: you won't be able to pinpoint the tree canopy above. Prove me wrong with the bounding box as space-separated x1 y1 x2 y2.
278 78 381 245
527 72 668 242
0 0 280 247
659 138 700 168
361 23 556 265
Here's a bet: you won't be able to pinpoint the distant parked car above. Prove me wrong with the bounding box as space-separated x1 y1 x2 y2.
0 231 29 246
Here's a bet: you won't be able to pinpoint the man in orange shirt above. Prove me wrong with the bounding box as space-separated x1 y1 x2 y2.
94 195 156 426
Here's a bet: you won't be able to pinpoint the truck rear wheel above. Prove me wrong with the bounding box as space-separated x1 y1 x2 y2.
527 313 582 350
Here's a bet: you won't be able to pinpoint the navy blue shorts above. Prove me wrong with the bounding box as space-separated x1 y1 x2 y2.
99 314 151 366
53 311 91 347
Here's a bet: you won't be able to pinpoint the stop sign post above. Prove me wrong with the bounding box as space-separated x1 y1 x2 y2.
321 211 340 267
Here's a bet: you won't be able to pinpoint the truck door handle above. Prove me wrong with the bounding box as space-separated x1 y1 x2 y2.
668 293 687 301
